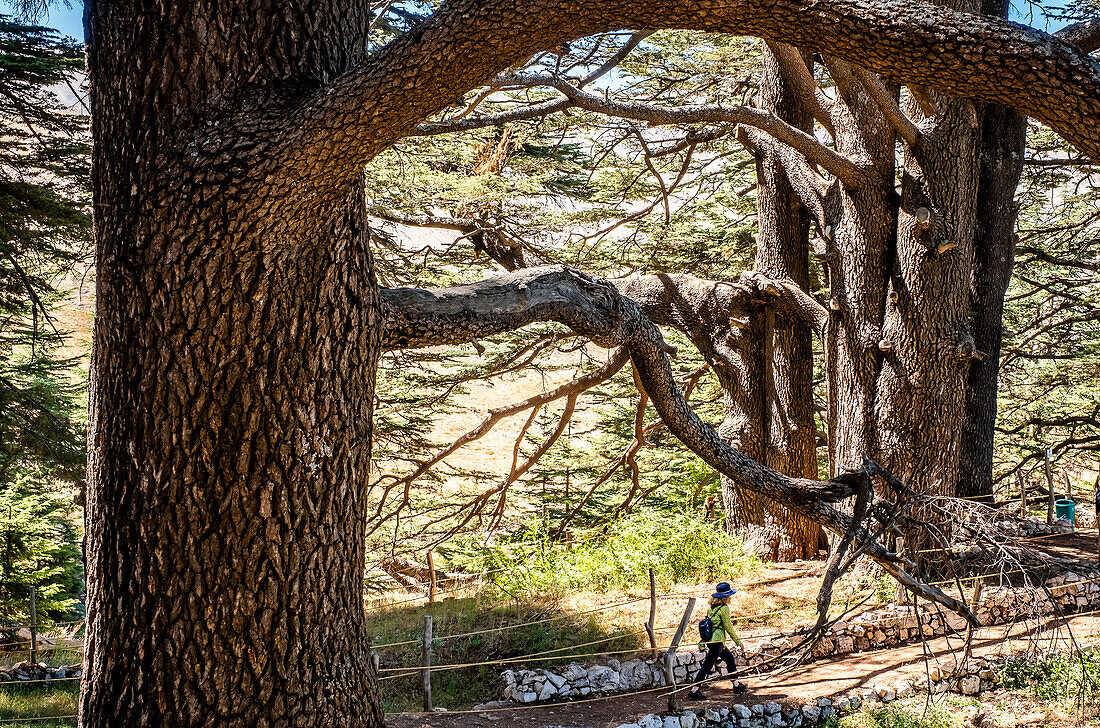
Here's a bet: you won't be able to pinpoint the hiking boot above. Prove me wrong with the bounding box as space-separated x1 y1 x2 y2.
731 681 748 694
688 690 706 701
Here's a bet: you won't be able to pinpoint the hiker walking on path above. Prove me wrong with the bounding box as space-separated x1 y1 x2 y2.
688 582 747 700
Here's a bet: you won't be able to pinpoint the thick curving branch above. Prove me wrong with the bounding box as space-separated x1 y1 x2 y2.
494 74 868 187
277 0 1100 197
380 265 979 624
1057 17 1100 53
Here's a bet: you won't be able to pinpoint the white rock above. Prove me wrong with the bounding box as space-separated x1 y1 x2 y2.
662 716 681 728
563 662 587 681
637 714 663 728
764 702 781 715
545 671 566 689
801 705 821 721
960 675 981 695
621 659 651 689
680 710 699 728
538 682 555 701
733 704 752 719
703 708 721 722
586 665 621 691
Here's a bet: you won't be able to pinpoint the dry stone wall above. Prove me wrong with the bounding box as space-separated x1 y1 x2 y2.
0 661 81 682
501 569 1099 704
605 656 1005 728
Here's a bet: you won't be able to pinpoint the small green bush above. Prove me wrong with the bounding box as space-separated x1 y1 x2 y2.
999 648 1100 705
0 479 83 625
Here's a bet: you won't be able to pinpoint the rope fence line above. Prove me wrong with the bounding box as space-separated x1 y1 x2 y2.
374 597 884 682
0 643 84 653
379 595 1100 682
382 599 1100 718
0 677 81 687
377 625 688 677
371 593 658 649
383 613 828 718
1019 528 1099 542
370 600 792 652
914 528 1100 555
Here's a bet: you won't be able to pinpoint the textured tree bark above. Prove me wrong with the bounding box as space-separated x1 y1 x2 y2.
83 2 382 726
873 0 982 569
611 276 768 516
295 0 1100 172
732 45 825 561
956 0 1028 502
818 58 896 477
82 0 1100 722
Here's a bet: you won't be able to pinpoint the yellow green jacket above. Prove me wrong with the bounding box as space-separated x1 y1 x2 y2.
704 604 742 647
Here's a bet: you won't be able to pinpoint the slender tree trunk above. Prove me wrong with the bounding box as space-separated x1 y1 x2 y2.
716 322 769 546
956 0 1027 503
728 45 824 561
82 2 382 725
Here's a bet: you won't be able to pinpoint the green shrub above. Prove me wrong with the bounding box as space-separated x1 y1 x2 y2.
442 510 759 595
999 649 1100 705
838 702 955 728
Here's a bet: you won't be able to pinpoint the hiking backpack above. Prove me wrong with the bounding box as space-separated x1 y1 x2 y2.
698 609 715 641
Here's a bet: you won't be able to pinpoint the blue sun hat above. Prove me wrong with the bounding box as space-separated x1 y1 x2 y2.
712 582 737 598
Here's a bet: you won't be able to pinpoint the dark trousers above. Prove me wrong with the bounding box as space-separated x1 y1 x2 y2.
692 642 737 686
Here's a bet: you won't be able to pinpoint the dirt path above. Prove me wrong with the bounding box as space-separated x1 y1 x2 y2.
1026 530 1099 565
385 612 1100 728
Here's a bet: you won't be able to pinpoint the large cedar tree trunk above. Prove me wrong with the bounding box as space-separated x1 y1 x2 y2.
82 2 383 725
820 59 896 476
956 0 1027 502
873 0 982 568
724 45 825 561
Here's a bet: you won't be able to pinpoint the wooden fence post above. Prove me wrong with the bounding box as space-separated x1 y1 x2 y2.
664 597 697 713
422 614 433 712
646 568 658 661
29 586 37 665
1017 471 1026 515
963 579 983 663
427 551 438 604
1045 448 1055 524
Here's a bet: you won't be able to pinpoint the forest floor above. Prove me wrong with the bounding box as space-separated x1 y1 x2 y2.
385 610 1100 728
384 530 1100 728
